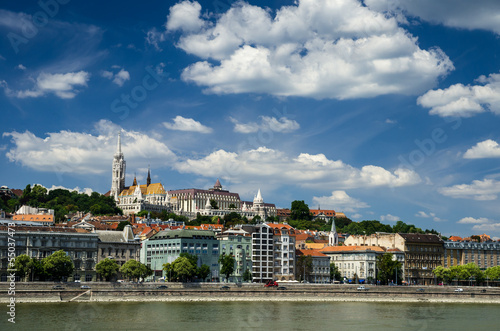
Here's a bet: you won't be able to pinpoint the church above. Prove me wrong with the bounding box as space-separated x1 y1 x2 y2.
109 133 276 220
110 133 172 216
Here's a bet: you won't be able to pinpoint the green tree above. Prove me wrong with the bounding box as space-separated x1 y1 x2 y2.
376 253 402 285
180 253 198 269
296 255 313 282
219 254 235 282
228 203 236 209
120 260 151 281
198 264 211 281
330 263 341 282
96 258 120 281
13 254 32 281
162 262 177 282
117 221 132 231
485 266 500 280
173 257 196 282
290 200 311 221
210 199 219 209
243 268 252 282
42 250 74 281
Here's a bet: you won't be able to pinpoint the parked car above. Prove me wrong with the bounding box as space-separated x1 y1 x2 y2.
220 285 230 290
156 285 169 289
454 288 464 292
357 285 369 291
52 285 65 290
276 286 287 291
264 281 278 287
74 280 81 283
416 288 425 292
80 285 91 289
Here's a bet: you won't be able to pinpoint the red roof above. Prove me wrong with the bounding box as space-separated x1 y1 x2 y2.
297 249 328 257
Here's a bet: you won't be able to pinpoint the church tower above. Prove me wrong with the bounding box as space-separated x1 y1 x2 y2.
329 217 339 246
110 132 126 201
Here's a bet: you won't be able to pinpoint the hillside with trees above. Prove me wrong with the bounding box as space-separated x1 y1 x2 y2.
1 184 122 222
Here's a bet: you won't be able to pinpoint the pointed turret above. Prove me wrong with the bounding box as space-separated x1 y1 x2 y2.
253 189 263 204
133 174 137 186
214 178 222 190
205 198 212 210
329 217 339 246
147 165 151 186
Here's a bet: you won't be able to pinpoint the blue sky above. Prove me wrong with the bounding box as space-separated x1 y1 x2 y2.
1 0 500 238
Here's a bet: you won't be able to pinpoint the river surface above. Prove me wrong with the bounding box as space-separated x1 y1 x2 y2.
2 301 499 330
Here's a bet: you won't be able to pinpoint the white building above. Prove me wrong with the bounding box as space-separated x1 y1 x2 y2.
169 180 276 220
249 223 296 283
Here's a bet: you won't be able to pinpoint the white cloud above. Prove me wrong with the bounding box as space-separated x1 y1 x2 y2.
0 55 5 60
230 116 300 133
472 222 500 233
17 64 26 70
163 116 213 133
2 120 176 175
45 185 94 196
415 211 445 222
166 0 205 33
380 214 400 222
464 139 500 159
418 72 500 117
312 190 369 213
146 28 166 51
101 68 130 86
457 217 490 224
365 0 500 35
174 147 421 189
439 178 500 200
2 71 90 99
160 0 452 100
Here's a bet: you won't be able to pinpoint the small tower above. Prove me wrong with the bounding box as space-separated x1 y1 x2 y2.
213 178 222 191
147 165 151 186
110 132 126 201
329 217 339 246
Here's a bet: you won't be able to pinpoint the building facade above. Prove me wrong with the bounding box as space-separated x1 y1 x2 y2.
443 240 500 270
296 249 330 283
321 245 385 283
218 230 252 282
0 226 99 282
141 229 220 281
169 180 276 220
96 225 141 273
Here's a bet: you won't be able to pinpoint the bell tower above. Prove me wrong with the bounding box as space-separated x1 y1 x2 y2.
110 132 126 201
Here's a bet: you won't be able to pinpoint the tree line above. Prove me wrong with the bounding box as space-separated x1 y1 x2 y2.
1 184 122 222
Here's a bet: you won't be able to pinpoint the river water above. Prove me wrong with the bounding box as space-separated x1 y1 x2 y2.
3 301 499 330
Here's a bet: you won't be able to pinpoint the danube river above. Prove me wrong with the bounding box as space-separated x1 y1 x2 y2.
3 301 499 330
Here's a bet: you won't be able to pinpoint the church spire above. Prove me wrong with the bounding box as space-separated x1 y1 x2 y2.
133 173 137 186
147 165 151 186
116 131 122 155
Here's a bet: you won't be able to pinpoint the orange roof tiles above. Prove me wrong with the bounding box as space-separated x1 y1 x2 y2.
320 245 385 253
297 249 328 257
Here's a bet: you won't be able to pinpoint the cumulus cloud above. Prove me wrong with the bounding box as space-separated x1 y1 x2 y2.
418 72 500 117
415 211 445 222
16 64 26 70
2 120 176 176
158 0 452 99
173 147 421 189
45 185 94 196
472 222 500 233
230 116 299 133
163 116 213 133
464 139 500 159
457 217 490 224
312 190 369 213
439 178 500 200
365 0 500 35
380 214 400 222
101 67 130 86
2 71 90 99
